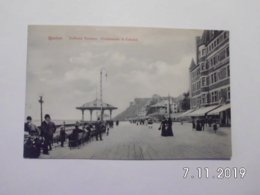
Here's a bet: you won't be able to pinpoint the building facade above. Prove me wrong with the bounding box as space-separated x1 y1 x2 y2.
189 30 230 125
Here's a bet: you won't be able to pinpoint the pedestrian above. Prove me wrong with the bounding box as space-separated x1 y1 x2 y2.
86 124 92 142
208 117 212 127
95 118 103 141
201 118 205 131
158 117 167 137
196 119 202 131
213 121 218 134
60 125 66 147
192 119 196 130
41 114 56 154
24 116 40 136
106 121 110 136
166 117 174 136
148 118 153 129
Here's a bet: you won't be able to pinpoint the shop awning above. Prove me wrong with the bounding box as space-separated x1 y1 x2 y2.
177 109 195 118
186 105 220 117
207 104 231 115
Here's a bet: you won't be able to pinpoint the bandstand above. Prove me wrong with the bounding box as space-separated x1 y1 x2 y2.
76 99 117 121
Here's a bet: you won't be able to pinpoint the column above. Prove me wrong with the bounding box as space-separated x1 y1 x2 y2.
101 109 104 121
81 110 84 121
109 109 112 120
90 110 93 121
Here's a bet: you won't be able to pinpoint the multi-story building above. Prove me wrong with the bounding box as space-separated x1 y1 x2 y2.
189 30 231 126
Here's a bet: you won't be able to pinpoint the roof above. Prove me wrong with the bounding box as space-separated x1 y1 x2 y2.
76 99 117 110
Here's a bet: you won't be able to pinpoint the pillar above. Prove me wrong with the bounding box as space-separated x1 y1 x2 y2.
81 110 84 121
90 110 93 121
109 109 112 120
101 109 104 121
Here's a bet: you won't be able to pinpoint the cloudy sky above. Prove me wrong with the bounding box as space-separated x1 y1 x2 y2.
25 25 203 121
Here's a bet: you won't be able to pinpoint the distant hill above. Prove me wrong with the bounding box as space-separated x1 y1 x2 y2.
113 98 150 121
113 93 187 121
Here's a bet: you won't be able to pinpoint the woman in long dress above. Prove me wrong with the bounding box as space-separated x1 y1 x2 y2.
159 117 167 136
166 117 174 136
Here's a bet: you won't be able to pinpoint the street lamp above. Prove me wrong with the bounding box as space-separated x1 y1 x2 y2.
38 96 44 124
100 67 108 121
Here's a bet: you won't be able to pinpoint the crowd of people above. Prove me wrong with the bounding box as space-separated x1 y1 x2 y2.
129 115 221 136
24 114 117 158
192 117 219 133
129 117 174 137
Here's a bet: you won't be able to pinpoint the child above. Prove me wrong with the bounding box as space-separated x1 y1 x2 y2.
60 126 66 147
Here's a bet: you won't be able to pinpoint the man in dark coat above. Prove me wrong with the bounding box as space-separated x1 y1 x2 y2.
95 118 103 141
41 114 56 154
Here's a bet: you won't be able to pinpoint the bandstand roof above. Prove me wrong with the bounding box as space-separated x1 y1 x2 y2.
76 99 117 111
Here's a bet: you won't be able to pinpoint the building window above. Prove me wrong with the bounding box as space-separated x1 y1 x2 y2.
227 66 230 77
211 92 215 102
201 63 205 70
218 49 226 61
218 67 227 80
203 48 206 55
227 87 230 100
212 72 217 83
201 94 206 104
215 91 219 102
226 47 229 57
201 77 206 87
211 74 214 84
207 93 211 104
224 31 228 39
206 60 209 69
211 91 218 103
219 34 223 42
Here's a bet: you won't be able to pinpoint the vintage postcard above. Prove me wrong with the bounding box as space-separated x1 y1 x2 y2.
24 25 231 159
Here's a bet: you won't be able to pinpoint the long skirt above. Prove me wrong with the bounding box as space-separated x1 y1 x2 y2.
166 127 174 136
161 127 168 136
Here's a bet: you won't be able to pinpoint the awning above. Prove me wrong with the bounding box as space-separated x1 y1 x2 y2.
177 109 195 118
186 105 220 117
170 112 183 118
207 104 231 115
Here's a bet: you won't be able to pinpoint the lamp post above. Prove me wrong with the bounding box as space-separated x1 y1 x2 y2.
100 68 107 121
168 94 171 118
38 96 44 124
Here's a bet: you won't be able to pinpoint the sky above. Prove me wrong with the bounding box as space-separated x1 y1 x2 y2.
25 25 203 121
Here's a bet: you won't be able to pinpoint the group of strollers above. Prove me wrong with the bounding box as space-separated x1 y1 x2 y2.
24 118 115 158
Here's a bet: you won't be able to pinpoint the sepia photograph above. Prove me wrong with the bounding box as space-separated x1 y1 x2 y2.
24 25 231 160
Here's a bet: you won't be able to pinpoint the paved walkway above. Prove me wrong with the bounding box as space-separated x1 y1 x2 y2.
40 122 231 160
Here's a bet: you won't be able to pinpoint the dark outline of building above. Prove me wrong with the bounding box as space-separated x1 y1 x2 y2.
189 30 231 126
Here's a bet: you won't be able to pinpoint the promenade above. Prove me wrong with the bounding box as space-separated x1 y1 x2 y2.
40 122 231 160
